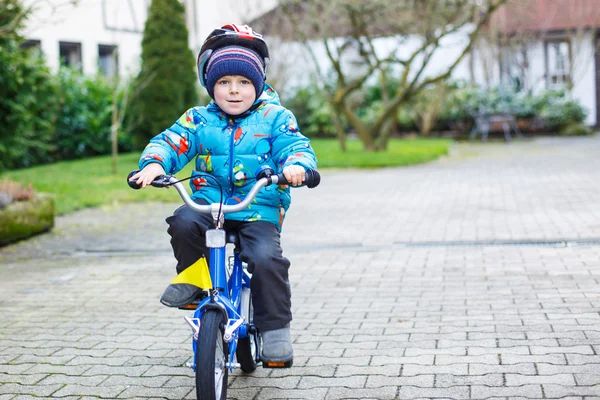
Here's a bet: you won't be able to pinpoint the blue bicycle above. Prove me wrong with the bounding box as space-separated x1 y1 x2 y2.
128 168 320 400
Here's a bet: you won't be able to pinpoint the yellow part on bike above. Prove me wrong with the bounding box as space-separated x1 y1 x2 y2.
170 257 212 289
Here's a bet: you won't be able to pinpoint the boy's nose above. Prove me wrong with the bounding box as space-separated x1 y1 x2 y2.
229 84 239 94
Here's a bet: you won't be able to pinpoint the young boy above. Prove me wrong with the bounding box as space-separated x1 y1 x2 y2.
129 24 317 365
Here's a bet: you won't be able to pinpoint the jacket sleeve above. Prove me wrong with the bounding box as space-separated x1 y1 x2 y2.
271 108 317 173
138 108 202 174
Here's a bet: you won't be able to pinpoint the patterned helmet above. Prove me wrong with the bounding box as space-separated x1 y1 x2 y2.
197 24 270 90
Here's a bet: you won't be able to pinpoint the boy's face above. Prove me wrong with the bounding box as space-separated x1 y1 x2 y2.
213 75 256 116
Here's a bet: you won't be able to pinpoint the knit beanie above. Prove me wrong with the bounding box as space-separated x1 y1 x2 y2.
205 45 266 100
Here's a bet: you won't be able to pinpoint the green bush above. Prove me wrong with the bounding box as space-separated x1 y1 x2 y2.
440 84 530 121
359 79 417 132
559 122 592 136
129 0 197 148
53 69 134 160
285 84 337 137
440 84 589 134
54 69 111 159
0 1 57 171
277 79 592 138
536 90 587 130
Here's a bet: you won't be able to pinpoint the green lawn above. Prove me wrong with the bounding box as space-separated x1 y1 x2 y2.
311 137 450 168
1 138 451 215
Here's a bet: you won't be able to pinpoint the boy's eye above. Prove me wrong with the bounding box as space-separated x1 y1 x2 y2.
240 80 251 85
218 80 229 85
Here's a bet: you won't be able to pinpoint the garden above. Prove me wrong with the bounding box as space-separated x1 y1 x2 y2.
0 0 594 245
1 69 590 245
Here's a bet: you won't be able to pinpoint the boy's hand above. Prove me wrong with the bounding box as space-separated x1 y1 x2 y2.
129 163 166 189
282 165 305 187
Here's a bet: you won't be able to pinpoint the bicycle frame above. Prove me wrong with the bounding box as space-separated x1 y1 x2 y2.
185 243 252 371
165 175 270 372
128 168 320 376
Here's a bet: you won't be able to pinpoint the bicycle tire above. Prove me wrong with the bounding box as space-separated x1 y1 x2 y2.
236 288 258 372
195 310 228 400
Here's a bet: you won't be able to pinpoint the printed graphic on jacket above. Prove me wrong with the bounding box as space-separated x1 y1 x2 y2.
138 84 317 228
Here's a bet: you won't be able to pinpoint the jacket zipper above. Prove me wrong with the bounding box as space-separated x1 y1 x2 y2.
228 117 236 202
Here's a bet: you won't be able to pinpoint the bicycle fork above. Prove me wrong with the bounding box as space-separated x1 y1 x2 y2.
185 247 254 372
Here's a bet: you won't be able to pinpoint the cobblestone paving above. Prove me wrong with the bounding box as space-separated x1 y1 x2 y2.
1 136 600 399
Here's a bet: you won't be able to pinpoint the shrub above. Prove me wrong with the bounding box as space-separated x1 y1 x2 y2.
440 85 590 134
129 0 197 148
53 69 134 160
536 90 587 130
441 84 526 121
0 4 58 171
53 68 114 159
285 84 337 137
558 122 592 136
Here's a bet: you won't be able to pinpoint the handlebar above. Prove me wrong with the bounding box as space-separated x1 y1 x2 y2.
127 168 320 215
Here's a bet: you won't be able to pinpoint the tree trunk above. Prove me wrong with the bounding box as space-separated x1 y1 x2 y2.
339 102 376 151
332 110 347 152
374 70 396 150
375 118 394 151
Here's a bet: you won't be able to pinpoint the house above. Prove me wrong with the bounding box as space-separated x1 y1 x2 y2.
487 0 600 126
22 0 277 77
250 0 600 126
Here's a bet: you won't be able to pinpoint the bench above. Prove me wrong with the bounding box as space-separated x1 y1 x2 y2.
469 109 524 142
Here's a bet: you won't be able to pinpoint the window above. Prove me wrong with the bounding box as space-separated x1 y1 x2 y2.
21 39 41 50
545 39 571 88
98 44 118 77
501 45 529 92
59 41 82 71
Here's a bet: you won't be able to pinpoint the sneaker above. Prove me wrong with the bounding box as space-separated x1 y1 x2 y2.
261 324 293 368
160 283 203 308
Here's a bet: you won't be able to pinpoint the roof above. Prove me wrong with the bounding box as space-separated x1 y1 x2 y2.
492 0 600 34
248 2 467 41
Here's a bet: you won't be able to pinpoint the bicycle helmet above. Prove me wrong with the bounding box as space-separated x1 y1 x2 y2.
197 24 270 98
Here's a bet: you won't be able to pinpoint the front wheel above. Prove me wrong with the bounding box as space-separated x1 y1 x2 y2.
195 310 228 400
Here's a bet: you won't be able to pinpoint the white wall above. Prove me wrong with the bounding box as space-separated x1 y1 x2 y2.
268 25 479 98
22 1 598 125
186 0 278 53
23 0 278 77
500 33 597 125
570 32 597 125
24 0 148 76
269 26 598 125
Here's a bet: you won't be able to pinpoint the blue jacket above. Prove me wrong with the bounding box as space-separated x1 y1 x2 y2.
139 84 318 229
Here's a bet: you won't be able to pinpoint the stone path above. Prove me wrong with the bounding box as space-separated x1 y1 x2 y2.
1 136 600 399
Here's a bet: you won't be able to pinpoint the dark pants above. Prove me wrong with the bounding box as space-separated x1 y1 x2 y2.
165 200 292 332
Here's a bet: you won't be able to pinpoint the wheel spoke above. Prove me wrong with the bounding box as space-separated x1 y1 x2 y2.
215 334 225 396
214 368 223 396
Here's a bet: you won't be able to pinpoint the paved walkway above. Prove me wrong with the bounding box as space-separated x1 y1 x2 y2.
1 136 600 399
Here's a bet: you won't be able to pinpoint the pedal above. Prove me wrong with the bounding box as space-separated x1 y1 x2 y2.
262 359 293 368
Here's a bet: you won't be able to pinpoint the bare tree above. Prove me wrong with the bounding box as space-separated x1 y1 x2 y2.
257 0 507 151
109 68 156 174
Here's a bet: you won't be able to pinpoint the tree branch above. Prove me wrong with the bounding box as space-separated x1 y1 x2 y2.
372 0 507 136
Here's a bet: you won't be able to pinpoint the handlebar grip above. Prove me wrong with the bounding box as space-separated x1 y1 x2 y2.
127 170 173 189
276 168 321 188
127 170 142 190
304 169 321 188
